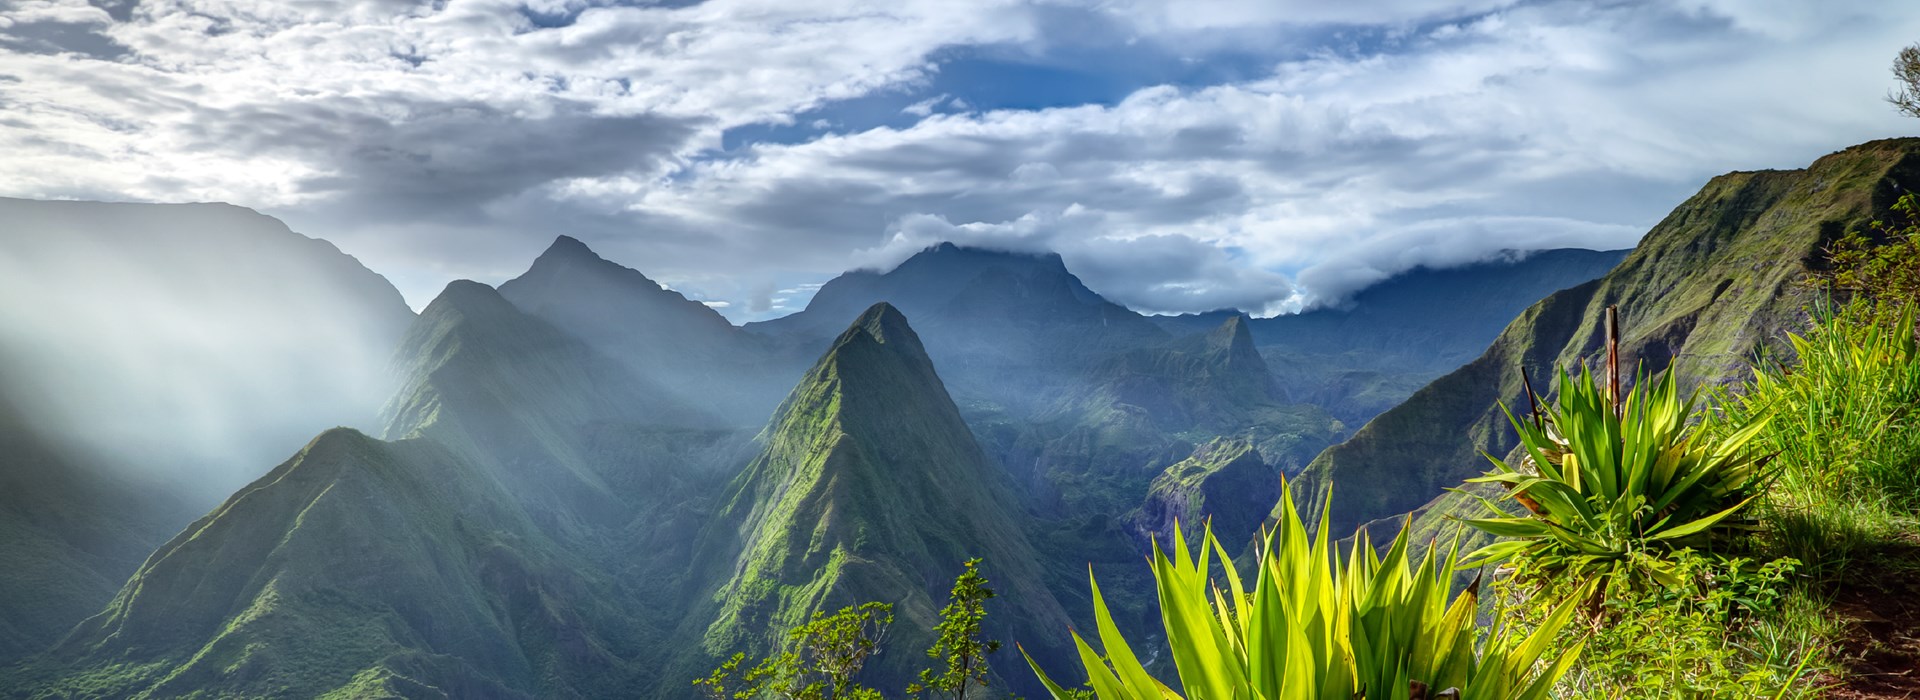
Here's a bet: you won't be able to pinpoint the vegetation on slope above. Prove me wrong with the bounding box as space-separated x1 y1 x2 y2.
690 303 1074 697
0 394 189 666
14 279 753 699
18 428 661 699
498 235 795 425
1031 482 1580 700
1156 248 1627 425
1462 219 1920 698
1295 137 1920 538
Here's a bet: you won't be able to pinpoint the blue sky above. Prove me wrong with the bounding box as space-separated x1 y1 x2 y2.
2 0 1918 320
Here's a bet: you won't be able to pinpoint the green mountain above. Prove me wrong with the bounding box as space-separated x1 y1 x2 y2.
1292 138 1920 537
0 388 187 667
382 279 727 523
1154 248 1627 424
745 243 1170 417
1127 437 1272 549
1012 315 1343 520
25 427 664 699
498 236 793 425
1064 315 1277 430
688 303 1075 695
14 280 746 699
0 199 413 672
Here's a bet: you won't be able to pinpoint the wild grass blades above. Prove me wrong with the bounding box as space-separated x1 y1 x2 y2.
1458 362 1775 586
1718 303 1920 506
1491 552 1828 699
1705 301 1920 581
1026 482 1581 700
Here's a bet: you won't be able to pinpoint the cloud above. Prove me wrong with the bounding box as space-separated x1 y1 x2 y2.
902 94 948 116
1 0 1916 318
581 0 1919 314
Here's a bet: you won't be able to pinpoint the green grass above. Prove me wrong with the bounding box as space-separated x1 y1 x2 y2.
1481 302 1920 698
1707 303 1920 579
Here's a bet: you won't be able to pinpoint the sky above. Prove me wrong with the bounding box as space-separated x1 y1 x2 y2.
1 0 1917 321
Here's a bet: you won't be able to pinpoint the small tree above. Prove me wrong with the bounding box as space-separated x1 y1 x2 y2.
909 559 1002 700
1814 193 1920 323
695 602 895 700
1892 43 1920 118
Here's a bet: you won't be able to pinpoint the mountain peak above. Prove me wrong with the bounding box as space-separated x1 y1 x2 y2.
904 241 1066 269
843 302 915 347
1202 313 1264 372
703 297 1070 688
540 234 601 262
522 234 652 285
422 279 512 318
1206 313 1253 349
813 303 939 400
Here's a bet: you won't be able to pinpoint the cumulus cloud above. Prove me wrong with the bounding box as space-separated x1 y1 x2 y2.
0 0 1916 317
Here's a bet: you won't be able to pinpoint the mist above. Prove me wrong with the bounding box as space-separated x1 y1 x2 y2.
0 198 415 506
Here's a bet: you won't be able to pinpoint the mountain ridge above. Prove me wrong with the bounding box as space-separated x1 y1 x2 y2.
686 302 1074 696
1291 137 1920 537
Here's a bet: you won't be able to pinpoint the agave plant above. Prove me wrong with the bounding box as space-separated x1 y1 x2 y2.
1460 364 1774 585
1026 482 1582 700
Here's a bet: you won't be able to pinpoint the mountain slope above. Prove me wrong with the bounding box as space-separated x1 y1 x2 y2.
382 279 722 524
0 199 411 670
0 198 415 499
1128 437 1273 549
1014 315 1343 520
0 390 187 666
1060 315 1287 431
16 280 749 698
498 236 791 424
1293 138 1920 536
24 429 653 699
689 303 1074 694
1157 248 1627 424
746 243 1169 415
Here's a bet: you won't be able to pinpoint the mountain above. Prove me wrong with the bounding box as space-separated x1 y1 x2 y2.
0 199 413 672
1155 248 1627 424
1128 437 1273 549
1153 248 1628 362
687 303 1074 694
1291 138 1920 537
386 279 735 527
16 280 747 698
497 236 792 425
0 388 188 666
745 243 1169 415
1063 315 1277 430
24 428 658 699
1010 315 1343 518
0 198 416 500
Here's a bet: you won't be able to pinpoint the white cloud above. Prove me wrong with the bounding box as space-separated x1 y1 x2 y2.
1 0 1917 317
587 0 1920 312
902 94 949 116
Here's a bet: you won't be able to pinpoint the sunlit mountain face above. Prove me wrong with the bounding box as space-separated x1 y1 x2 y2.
4 2 1919 699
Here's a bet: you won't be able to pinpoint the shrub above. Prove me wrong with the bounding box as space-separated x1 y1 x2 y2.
1460 366 1774 586
1027 482 1581 700
1814 193 1920 322
695 602 895 700
1493 551 1824 699
1706 302 1920 579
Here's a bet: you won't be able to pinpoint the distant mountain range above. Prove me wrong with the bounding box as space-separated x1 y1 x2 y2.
0 184 1647 697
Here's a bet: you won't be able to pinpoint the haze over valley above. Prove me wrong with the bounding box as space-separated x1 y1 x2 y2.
5 1 1920 699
